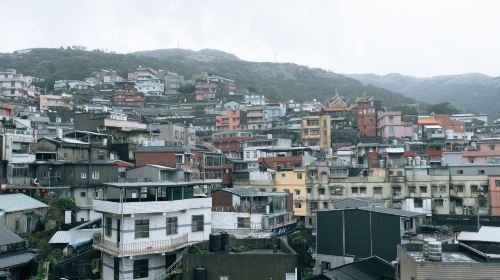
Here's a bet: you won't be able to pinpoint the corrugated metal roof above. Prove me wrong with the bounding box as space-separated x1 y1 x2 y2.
0 224 24 246
136 146 189 153
215 187 287 197
49 228 100 246
458 226 500 243
0 194 48 213
358 206 425 217
0 251 36 269
385 147 404 153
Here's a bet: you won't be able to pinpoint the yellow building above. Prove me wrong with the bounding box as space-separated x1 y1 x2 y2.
275 169 307 223
301 114 331 149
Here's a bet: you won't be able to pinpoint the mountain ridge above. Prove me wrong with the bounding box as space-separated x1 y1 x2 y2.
0 47 416 108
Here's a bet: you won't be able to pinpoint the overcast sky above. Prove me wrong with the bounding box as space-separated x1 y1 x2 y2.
2 0 499 77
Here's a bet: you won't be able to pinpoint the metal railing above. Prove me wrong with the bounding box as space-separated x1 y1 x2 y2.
158 255 183 280
93 234 188 256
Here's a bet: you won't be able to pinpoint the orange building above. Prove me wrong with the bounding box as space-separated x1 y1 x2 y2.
433 114 465 132
216 109 245 131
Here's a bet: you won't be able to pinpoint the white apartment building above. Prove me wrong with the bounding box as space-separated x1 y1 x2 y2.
93 181 218 280
135 78 164 96
242 136 292 162
0 69 25 100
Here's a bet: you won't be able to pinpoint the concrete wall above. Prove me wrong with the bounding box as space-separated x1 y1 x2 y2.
4 208 47 233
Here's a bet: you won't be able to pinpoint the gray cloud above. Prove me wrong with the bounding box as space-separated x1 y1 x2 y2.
1 0 499 76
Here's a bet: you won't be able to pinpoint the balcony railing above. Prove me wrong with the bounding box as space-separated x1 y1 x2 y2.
93 234 188 257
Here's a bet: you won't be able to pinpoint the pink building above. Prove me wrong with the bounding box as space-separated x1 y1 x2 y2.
377 111 413 139
462 139 500 164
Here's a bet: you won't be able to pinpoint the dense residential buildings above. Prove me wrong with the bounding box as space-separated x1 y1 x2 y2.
2 66 500 280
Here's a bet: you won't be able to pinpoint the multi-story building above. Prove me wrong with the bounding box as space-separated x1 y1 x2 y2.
301 114 331 149
242 136 292 162
244 94 266 106
211 131 253 159
74 112 147 133
195 82 217 101
211 188 295 238
135 78 164 96
135 145 195 180
149 123 196 146
275 169 307 224
216 109 246 131
378 111 414 139
127 66 157 80
92 181 216 280
356 94 381 138
0 69 25 100
246 106 267 130
0 127 36 187
159 71 184 95
263 103 286 122
113 81 144 107
39 94 74 111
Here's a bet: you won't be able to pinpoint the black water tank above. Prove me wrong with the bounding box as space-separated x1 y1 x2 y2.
193 266 207 280
209 232 221 252
220 231 230 251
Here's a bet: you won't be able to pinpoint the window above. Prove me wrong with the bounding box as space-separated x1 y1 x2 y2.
359 187 367 194
351 187 359 194
310 202 318 210
294 202 302 208
319 188 325 195
281 173 285 178
471 185 478 193
237 217 250 228
307 188 311 194
408 186 416 194
434 199 444 207
439 185 447 193
456 185 464 193
105 217 112 236
331 186 343 195
420 186 427 193
309 170 317 178
307 120 319 126
135 219 149 239
81 172 87 179
469 157 475 163
297 173 303 180
166 217 178 235
490 144 496 151
192 215 204 232
92 171 99 180
414 198 423 208
457 170 463 175
478 170 485 175
374 187 382 195
323 202 329 209
392 186 402 196
80 192 86 197
133 259 148 279
294 190 300 196
455 199 463 207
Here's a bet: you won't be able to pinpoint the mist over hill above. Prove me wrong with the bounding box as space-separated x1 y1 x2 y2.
0 48 416 108
347 73 500 119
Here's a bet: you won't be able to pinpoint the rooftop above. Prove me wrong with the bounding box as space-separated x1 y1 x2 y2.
102 179 221 189
0 194 48 213
458 226 500 243
0 224 24 246
321 256 395 280
215 187 288 197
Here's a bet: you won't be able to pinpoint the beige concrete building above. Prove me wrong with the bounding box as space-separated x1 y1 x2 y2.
39 94 74 111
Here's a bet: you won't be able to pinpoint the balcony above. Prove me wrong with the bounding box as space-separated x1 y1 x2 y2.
93 197 212 215
93 234 188 257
